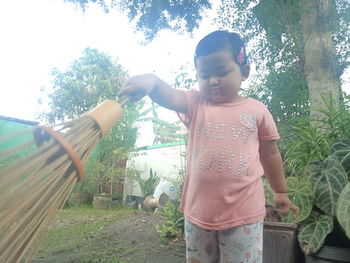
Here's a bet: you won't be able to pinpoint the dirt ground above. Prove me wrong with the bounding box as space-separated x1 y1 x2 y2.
104 211 186 263
34 210 186 263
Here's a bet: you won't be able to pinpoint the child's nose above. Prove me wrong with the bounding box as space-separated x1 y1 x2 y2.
209 77 219 86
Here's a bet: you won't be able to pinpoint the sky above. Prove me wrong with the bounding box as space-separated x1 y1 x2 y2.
1 0 348 124
0 0 219 122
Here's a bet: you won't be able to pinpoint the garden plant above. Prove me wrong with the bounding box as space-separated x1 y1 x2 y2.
265 96 350 255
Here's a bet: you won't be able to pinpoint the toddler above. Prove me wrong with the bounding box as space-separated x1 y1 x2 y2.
119 30 299 263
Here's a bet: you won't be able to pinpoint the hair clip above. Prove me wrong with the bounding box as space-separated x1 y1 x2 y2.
236 47 245 64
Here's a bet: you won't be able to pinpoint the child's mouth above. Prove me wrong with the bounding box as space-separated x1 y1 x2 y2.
210 88 221 95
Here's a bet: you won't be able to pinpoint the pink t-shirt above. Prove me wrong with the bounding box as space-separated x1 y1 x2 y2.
178 90 280 230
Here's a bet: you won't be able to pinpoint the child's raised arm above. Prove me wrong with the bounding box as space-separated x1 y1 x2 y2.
118 74 187 113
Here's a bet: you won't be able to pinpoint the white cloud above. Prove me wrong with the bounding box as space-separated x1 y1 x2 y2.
0 0 206 121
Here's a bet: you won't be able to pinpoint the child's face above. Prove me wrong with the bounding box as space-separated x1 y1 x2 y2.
196 49 249 103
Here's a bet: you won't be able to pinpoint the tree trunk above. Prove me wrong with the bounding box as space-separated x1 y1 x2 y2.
301 0 340 120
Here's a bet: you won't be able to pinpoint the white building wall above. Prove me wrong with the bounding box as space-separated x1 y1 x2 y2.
123 143 186 201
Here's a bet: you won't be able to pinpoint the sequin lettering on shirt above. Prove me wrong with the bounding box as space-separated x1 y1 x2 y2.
197 123 212 137
193 148 251 177
237 152 250 177
195 148 215 172
231 114 257 143
212 123 226 139
217 149 235 174
192 114 257 176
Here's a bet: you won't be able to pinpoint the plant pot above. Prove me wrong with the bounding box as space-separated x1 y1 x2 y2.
263 221 305 263
124 200 137 209
305 245 350 263
135 196 145 210
70 192 91 205
93 194 112 210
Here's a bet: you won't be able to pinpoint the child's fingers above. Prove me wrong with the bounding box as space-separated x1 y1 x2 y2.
118 82 132 97
278 205 289 215
291 204 300 218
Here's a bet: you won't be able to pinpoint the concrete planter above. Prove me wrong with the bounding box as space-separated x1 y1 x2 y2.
93 194 112 210
263 221 305 263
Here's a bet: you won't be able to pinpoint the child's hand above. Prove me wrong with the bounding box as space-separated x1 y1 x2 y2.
118 74 158 103
273 193 299 219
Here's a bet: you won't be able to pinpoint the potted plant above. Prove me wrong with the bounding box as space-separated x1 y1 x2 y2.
127 168 160 209
69 157 99 205
92 162 114 210
264 99 350 262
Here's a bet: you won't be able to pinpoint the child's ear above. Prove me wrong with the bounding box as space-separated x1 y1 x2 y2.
241 65 250 80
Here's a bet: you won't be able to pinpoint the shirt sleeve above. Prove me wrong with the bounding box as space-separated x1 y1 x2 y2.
177 89 201 128
257 103 280 141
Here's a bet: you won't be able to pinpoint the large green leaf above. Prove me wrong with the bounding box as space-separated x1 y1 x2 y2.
298 211 334 255
308 156 348 215
282 176 314 223
263 176 314 223
331 138 350 178
337 182 350 239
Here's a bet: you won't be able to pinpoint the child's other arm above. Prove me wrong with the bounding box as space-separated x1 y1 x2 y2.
118 74 187 113
259 140 299 218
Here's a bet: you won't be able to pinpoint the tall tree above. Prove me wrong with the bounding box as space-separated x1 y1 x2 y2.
64 0 211 41
63 0 349 122
216 0 349 122
301 0 340 119
40 47 141 152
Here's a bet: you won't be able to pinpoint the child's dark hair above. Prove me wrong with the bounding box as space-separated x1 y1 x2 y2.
194 30 248 70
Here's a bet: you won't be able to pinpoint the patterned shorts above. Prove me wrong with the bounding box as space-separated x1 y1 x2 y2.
185 219 263 263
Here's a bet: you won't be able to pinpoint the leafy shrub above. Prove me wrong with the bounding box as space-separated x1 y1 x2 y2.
157 202 184 240
128 168 160 197
265 97 350 255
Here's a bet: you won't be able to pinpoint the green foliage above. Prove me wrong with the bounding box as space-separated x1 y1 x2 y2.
128 168 160 197
67 0 211 41
41 48 128 122
40 48 144 196
294 139 350 254
73 157 102 194
282 122 332 176
157 202 184 240
265 100 350 254
264 176 314 224
308 156 348 216
298 211 334 255
217 0 349 123
337 182 350 238
281 95 350 176
40 47 141 153
330 138 350 173
119 0 211 41
143 168 160 197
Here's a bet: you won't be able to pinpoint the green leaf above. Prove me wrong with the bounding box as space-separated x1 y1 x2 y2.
308 156 348 215
331 138 350 177
263 177 314 223
282 176 314 223
337 182 350 239
298 211 334 255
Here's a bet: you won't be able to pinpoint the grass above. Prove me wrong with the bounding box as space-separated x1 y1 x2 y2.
34 205 132 263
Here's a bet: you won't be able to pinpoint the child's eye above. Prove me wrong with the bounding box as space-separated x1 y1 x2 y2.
217 71 229 77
